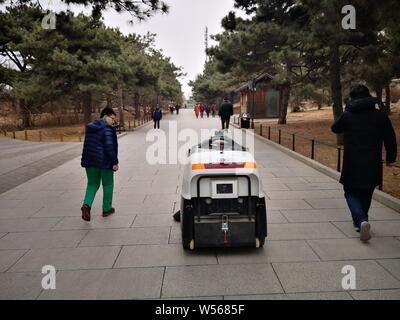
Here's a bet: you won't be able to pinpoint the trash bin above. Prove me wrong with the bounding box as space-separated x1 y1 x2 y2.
240 113 250 129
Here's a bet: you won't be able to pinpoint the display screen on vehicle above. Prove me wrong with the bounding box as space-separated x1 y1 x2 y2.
216 183 233 194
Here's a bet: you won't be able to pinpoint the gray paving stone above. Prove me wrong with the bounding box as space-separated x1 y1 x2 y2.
79 227 170 247
350 289 400 300
304 198 348 209
132 214 175 227
286 183 342 191
307 238 400 261
267 211 289 224
0 218 61 233
303 176 337 183
262 177 308 184
169 227 181 244
0 272 43 299
114 244 217 268
0 250 27 272
281 209 351 223
262 183 290 191
266 200 313 210
224 292 352 300
377 259 400 280
369 208 400 221
0 199 27 209
0 208 41 221
9 246 121 272
162 264 283 298
0 230 88 250
333 221 400 238
272 260 400 293
268 223 346 240
38 268 164 300
52 215 135 230
216 240 319 264
266 190 344 200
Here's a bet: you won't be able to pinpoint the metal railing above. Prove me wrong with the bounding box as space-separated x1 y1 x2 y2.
233 116 400 191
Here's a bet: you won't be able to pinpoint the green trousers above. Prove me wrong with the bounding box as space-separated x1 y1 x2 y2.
83 168 114 212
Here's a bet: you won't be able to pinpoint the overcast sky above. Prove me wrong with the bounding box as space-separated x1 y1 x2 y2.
102 0 240 99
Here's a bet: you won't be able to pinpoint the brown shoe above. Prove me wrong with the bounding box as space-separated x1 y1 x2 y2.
81 205 91 221
103 208 115 217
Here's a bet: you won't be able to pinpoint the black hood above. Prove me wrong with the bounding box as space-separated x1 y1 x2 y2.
345 97 378 113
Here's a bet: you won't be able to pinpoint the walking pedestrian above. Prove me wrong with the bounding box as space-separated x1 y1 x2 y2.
194 104 200 119
205 104 211 118
219 97 234 130
152 104 163 129
81 107 119 222
331 85 397 242
200 103 205 118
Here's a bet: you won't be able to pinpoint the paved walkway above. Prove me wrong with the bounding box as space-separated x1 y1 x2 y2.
0 109 400 300
0 139 83 194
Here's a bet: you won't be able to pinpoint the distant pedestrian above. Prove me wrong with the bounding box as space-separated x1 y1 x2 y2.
175 104 180 115
211 104 216 117
200 103 205 118
169 105 174 115
194 104 200 119
219 97 234 130
152 104 163 129
331 85 397 242
81 107 119 222
205 105 211 118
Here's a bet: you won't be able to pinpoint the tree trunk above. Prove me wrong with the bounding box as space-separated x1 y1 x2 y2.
329 44 344 145
83 92 92 125
134 92 140 118
385 84 391 115
118 81 125 128
20 99 31 128
278 85 290 125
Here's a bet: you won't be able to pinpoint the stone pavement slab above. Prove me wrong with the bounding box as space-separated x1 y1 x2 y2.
0 230 88 250
272 260 400 293
0 218 61 233
216 240 319 264
307 238 400 261
0 250 27 272
350 289 400 300
78 227 170 247
114 244 217 268
377 259 400 280
132 214 176 227
8 246 121 272
52 215 136 230
38 268 164 300
267 222 347 240
0 272 44 299
224 292 353 300
161 264 284 298
333 221 400 238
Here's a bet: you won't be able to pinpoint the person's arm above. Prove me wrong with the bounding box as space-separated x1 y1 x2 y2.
160 110 162 120
381 113 397 165
104 127 119 166
331 112 347 134
230 104 234 116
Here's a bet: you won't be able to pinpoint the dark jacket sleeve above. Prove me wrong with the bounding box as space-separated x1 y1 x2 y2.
104 127 119 166
381 113 397 163
331 112 347 134
229 103 234 116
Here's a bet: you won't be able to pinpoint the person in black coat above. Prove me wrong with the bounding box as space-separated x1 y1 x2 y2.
152 104 163 129
219 97 234 129
81 107 119 221
331 85 397 241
